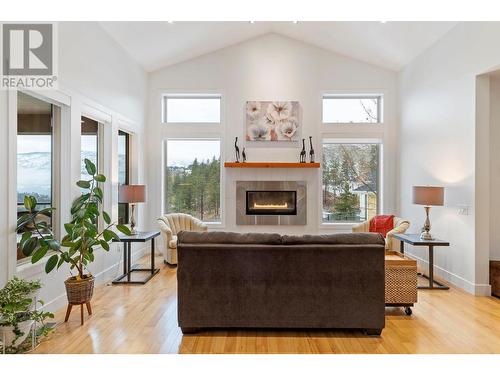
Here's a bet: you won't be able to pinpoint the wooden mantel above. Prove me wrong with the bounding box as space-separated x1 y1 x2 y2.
224 162 320 168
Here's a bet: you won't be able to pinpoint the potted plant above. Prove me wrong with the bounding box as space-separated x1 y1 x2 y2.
0 277 53 351
16 159 131 311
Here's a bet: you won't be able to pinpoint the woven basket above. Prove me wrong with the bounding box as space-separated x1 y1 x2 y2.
385 251 417 305
64 275 94 305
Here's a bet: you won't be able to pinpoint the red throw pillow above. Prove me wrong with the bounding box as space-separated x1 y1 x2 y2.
369 215 395 238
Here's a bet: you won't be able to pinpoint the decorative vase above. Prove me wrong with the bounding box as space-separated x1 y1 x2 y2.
0 319 34 348
64 275 94 305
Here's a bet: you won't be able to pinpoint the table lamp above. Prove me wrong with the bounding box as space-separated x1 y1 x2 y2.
412 186 444 240
118 185 146 235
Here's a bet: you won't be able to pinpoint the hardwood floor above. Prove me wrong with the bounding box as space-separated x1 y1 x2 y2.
34 255 500 354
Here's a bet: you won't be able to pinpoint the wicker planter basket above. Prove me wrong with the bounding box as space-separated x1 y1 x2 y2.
385 251 417 305
64 275 94 305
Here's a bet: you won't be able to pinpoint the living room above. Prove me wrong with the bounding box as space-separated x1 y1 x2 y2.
1 0 500 371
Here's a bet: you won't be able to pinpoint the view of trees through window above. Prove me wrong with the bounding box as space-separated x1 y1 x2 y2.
165 139 221 222
322 143 380 223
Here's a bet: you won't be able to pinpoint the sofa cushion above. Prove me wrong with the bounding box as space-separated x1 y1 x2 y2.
282 233 385 246
177 230 282 245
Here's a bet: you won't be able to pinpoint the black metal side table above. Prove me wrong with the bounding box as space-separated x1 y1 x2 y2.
392 233 450 290
112 230 160 285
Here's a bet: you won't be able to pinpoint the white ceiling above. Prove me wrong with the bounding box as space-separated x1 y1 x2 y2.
99 21 458 72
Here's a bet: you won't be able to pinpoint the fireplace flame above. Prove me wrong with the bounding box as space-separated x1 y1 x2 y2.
253 203 289 209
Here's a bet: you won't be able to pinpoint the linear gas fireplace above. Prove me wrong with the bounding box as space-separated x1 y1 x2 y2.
246 191 297 215
237 181 306 225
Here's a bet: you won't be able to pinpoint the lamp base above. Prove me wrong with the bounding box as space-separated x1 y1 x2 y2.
420 231 434 240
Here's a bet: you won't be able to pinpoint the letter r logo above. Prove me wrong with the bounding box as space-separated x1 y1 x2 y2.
2 24 53 76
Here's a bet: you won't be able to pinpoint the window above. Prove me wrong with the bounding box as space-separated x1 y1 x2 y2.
322 94 382 123
17 92 55 261
163 94 221 123
81 116 99 181
322 141 381 223
164 139 221 223
118 130 130 225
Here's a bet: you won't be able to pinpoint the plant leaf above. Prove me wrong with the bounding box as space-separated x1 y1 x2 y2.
76 180 91 189
20 231 32 246
102 211 111 225
94 174 106 182
84 158 97 176
116 224 132 236
31 245 48 263
94 187 103 201
45 254 59 273
23 237 38 256
100 240 110 251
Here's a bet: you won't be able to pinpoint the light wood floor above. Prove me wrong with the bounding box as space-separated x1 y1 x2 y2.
34 255 500 354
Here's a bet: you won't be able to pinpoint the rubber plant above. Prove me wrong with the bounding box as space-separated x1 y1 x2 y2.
17 158 131 279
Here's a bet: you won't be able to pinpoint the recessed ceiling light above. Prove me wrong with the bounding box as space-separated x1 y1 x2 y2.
249 21 255 24
380 21 387 24
292 21 299 24
167 21 174 24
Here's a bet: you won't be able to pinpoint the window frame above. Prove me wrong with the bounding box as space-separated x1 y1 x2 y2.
16 93 61 265
322 93 384 125
320 138 383 226
163 137 223 225
118 130 130 225
162 93 222 125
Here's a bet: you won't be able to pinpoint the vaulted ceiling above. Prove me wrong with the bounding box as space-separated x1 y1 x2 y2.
99 21 458 72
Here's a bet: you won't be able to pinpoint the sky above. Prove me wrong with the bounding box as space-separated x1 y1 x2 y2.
166 139 220 167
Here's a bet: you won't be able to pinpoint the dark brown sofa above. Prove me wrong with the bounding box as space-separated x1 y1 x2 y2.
177 231 386 335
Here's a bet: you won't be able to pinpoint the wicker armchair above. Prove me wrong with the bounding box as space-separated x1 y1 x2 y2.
157 213 208 265
352 216 410 252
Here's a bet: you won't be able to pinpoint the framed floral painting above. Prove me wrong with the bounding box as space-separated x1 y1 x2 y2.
246 101 300 142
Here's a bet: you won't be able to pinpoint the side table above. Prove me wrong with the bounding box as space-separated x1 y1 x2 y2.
392 233 450 290
112 230 160 285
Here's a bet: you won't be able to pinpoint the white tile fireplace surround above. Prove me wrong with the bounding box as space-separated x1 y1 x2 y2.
236 181 307 225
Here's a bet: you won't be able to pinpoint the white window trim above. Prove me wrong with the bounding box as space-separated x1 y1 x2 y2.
162 93 222 125
159 89 226 228
321 90 385 126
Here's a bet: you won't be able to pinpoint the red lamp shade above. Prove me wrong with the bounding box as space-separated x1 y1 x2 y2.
412 186 444 206
119 185 146 204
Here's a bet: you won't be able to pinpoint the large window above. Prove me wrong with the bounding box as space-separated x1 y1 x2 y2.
17 92 55 261
164 139 221 223
323 94 382 123
118 130 130 225
81 117 99 181
162 94 221 123
322 141 381 223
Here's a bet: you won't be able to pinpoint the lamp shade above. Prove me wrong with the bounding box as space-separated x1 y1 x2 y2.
412 186 444 206
118 185 146 204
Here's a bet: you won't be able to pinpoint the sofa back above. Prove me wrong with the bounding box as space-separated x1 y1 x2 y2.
177 231 385 331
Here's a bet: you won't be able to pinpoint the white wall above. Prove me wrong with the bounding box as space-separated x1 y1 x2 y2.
145 34 399 239
0 22 147 312
399 22 500 295
489 75 500 261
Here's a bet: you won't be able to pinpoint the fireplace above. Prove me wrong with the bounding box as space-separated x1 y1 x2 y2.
246 191 297 215
236 181 306 225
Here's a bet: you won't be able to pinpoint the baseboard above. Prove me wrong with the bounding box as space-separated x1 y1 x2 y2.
42 245 150 313
405 251 492 296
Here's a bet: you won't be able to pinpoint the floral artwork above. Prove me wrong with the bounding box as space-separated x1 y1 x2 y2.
246 101 300 142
